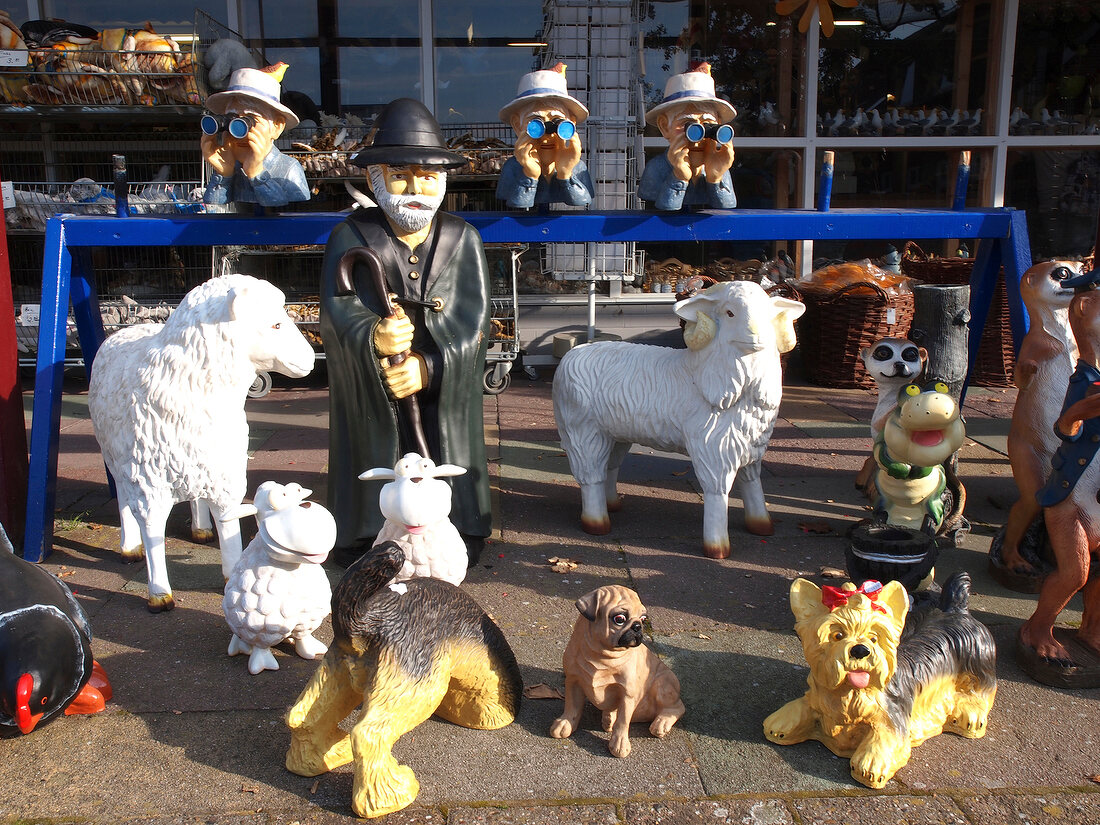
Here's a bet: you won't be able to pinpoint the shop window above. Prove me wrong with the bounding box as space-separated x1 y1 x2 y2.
435 47 540 125
816 147 985 211
1007 148 1100 261
817 0 991 138
41 0 227 29
640 0 802 138
1012 1 1100 134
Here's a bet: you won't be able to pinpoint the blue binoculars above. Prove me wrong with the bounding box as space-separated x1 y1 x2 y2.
685 121 734 145
201 113 256 140
526 118 576 141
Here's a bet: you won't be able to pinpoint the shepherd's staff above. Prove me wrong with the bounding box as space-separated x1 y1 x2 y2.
335 246 431 458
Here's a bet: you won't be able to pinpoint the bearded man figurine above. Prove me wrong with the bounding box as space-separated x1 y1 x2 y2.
320 98 492 568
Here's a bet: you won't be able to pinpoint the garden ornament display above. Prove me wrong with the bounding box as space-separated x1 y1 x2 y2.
223 482 335 675
1019 267 1100 688
358 452 469 586
320 97 492 568
0 523 112 734
855 336 927 493
88 274 316 612
496 62 595 209
638 63 737 211
990 261 1081 593
550 585 684 758
553 280 805 559
286 541 521 819
763 572 997 789
201 64 310 207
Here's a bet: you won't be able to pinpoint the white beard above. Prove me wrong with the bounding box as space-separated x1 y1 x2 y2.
368 166 446 233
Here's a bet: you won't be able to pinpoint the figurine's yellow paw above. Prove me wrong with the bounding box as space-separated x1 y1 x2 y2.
190 526 216 543
851 748 895 789
146 592 175 613
353 764 419 819
549 717 574 739
763 702 805 744
947 704 989 738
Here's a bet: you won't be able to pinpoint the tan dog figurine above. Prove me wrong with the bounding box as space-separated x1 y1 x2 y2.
764 573 996 788
551 585 684 757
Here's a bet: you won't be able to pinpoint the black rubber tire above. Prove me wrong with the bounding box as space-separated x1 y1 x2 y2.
846 521 938 591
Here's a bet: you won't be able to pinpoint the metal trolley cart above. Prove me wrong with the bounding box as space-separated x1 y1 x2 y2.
483 243 524 395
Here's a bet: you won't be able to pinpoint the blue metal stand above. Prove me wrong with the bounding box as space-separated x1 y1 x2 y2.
23 208 1032 560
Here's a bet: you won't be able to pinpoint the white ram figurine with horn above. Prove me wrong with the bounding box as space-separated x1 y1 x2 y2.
553 281 805 559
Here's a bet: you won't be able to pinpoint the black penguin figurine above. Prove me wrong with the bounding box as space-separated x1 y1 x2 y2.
0 525 111 735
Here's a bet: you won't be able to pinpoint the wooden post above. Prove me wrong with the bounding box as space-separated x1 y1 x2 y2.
909 283 971 401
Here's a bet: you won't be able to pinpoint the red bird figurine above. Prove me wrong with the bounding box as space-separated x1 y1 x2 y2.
1 526 111 735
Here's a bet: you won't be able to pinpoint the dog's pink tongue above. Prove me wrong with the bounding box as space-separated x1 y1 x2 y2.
848 671 871 689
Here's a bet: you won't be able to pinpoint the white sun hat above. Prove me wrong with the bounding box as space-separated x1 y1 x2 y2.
645 63 736 126
499 62 589 125
205 65 299 129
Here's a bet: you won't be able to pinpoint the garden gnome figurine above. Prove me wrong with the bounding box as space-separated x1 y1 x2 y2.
320 98 492 568
639 62 737 211
201 63 310 207
496 62 594 209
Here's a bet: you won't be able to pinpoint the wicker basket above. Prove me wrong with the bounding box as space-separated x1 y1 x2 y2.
901 242 1014 387
797 282 915 388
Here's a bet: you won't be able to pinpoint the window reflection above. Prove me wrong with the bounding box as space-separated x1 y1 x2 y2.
434 0 540 40
41 0 224 29
436 46 539 125
338 47 420 116
337 0 418 38
640 0 800 137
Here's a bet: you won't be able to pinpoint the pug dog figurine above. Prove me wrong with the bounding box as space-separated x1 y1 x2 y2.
550 585 685 757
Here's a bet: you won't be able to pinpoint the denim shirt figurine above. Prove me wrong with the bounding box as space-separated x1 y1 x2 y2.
639 63 737 211
201 64 310 208
496 63 595 209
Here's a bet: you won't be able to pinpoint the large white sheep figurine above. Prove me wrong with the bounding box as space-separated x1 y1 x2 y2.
552 281 805 559
358 452 469 586
224 481 335 675
88 274 316 612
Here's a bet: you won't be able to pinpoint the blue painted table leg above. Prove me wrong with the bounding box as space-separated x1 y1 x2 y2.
1001 209 1033 353
962 237 1003 401
68 248 114 499
23 217 72 561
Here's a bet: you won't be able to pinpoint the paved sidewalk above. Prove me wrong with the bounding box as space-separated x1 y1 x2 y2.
3 371 1098 825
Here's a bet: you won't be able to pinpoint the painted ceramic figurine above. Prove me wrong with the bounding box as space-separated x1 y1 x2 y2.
638 63 737 211
1019 267 1100 688
88 274 316 611
358 452 469 586
286 541 521 819
551 585 684 757
871 379 966 534
320 98 492 568
1 524 112 735
201 64 310 207
223 482 335 675
855 337 928 494
764 573 996 789
553 281 804 559
990 261 1080 592
496 63 594 209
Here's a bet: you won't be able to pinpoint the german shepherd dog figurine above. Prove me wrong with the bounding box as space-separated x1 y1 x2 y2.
285 541 522 818
764 572 996 788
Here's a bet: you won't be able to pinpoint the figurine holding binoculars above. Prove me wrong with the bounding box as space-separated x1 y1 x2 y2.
496 63 595 209
639 63 737 211
201 64 310 208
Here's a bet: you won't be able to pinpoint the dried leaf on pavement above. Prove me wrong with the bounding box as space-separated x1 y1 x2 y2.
548 556 578 573
524 683 565 700
799 520 834 534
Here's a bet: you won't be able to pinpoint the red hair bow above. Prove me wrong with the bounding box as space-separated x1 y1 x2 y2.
821 581 886 614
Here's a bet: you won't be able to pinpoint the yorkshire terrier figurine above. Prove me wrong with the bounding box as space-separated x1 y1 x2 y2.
763 572 996 789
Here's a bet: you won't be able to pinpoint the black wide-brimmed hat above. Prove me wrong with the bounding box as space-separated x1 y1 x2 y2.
351 98 467 170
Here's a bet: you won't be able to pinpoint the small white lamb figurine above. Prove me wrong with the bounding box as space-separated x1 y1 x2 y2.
223 481 335 675
358 453 469 586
